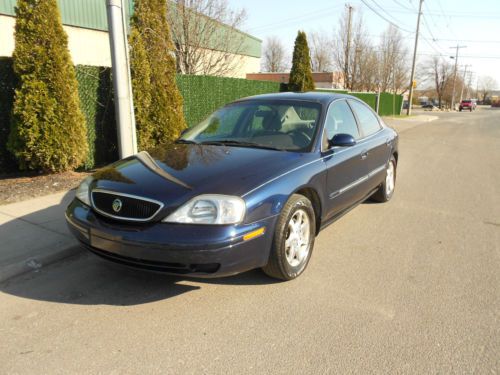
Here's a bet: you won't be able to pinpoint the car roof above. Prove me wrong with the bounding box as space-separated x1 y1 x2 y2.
234 91 354 106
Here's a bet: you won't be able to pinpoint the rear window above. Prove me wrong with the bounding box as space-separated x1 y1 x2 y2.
348 100 381 137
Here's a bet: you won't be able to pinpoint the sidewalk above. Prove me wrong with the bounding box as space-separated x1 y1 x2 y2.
0 190 81 282
383 114 439 134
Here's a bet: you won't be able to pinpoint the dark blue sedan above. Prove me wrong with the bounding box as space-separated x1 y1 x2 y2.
66 92 398 280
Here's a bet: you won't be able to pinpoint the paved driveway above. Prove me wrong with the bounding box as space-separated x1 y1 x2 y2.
1 108 499 374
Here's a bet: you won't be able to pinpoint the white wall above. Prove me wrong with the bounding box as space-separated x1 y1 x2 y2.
0 15 15 58
0 14 111 66
234 56 260 78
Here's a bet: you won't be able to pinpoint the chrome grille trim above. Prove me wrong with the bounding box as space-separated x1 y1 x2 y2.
90 189 164 222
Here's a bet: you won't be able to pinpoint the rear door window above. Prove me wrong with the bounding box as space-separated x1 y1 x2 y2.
348 100 382 137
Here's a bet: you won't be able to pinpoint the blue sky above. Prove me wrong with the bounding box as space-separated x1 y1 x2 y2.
231 0 500 88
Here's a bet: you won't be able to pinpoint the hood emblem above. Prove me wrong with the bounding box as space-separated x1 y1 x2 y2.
112 198 123 213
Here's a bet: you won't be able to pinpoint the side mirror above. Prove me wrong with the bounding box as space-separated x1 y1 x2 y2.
329 133 356 148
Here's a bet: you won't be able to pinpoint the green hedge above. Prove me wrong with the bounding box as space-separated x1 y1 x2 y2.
75 66 118 169
378 92 403 116
315 88 349 94
176 76 281 126
350 92 377 110
314 88 403 116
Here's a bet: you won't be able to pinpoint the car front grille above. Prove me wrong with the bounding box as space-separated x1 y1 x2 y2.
91 190 163 221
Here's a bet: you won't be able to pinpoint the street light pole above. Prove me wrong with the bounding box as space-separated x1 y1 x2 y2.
106 0 137 158
406 0 423 116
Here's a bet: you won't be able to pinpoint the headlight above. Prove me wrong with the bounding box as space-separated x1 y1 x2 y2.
75 176 93 206
163 194 245 225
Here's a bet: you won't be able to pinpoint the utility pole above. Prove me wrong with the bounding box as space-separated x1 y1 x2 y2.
458 64 470 104
106 0 137 158
450 45 467 111
406 0 423 116
344 4 353 90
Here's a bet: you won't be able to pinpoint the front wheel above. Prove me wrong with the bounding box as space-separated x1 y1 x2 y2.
262 194 316 280
371 155 397 202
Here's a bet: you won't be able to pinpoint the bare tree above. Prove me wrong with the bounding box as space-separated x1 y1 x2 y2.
378 25 409 94
478 75 498 102
356 47 379 92
331 8 351 89
261 36 288 72
309 31 332 72
332 10 378 91
424 57 452 108
167 0 247 77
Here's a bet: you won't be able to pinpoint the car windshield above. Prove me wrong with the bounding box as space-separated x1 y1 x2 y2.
179 100 322 151
462 100 471 103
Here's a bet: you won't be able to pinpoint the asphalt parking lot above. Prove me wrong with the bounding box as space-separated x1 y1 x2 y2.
1 108 499 374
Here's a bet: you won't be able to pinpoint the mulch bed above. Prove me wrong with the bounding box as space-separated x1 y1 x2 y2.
0 171 91 205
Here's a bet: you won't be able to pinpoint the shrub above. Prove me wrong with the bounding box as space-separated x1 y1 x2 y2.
129 0 187 150
7 0 88 172
288 31 315 92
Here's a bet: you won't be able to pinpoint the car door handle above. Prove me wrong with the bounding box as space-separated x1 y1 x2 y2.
360 150 369 160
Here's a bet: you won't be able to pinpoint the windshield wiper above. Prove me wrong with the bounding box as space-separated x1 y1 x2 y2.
175 139 198 145
199 140 284 151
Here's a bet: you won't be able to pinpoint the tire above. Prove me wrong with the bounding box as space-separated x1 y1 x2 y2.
371 155 397 203
262 194 316 281
470 107 472 112
459 108 462 112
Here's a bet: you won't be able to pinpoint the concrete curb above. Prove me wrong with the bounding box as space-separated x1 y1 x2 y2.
0 244 83 283
383 115 439 134
0 190 83 284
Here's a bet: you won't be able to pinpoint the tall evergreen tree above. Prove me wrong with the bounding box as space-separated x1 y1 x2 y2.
129 0 187 150
288 31 315 92
8 0 88 172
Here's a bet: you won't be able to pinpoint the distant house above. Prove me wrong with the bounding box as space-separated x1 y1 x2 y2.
0 0 261 78
246 72 345 89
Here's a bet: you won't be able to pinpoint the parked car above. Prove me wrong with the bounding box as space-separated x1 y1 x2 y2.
459 99 476 111
66 92 399 280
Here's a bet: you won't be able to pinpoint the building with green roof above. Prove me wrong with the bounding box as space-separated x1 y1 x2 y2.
0 0 261 77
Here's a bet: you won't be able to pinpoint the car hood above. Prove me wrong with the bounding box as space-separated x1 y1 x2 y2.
91 143 315 210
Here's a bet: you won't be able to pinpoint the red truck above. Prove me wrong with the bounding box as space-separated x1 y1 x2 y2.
459 99 476 112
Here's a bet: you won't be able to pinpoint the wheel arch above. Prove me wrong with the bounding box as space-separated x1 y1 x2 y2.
293 187 322 236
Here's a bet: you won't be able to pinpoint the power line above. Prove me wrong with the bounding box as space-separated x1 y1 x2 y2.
359 0 414 33
247 5 343 32
369 0 414 30
380 7 500 19
391 0 414 12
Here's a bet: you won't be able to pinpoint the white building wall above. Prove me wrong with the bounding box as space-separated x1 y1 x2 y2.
233 55 260 78
1 14 259 76
0 14 112 66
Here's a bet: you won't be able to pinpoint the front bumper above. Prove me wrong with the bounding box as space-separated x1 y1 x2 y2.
65 199 278 277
